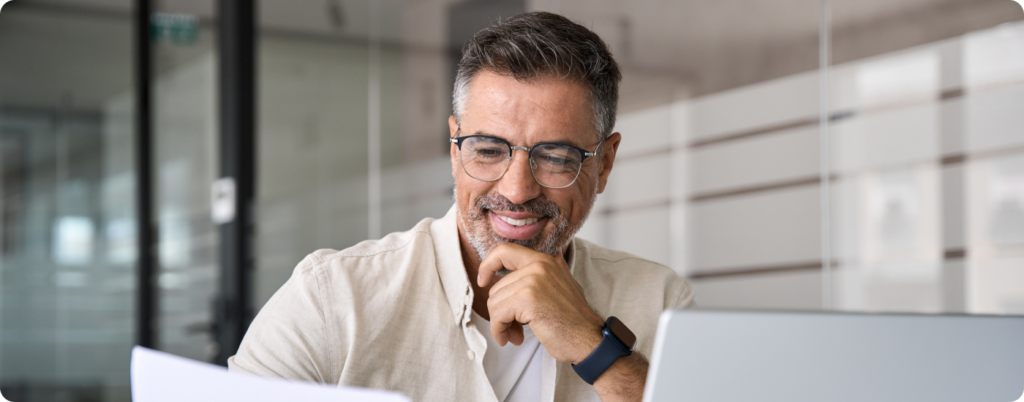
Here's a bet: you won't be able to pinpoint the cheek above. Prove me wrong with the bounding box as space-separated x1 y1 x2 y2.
566 176 599 218
544 189 583 220
455 174 493 205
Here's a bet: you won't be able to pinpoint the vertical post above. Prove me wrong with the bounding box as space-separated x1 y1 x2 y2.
818 0 833 311
214 0 256 365
367 1 382 240
134 0 156 349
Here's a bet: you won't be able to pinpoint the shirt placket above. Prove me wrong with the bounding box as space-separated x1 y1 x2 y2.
458 284 496 401
461 285 487 361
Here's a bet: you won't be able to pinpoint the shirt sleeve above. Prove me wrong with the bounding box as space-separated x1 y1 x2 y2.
228 254 336 383
667 275 697 310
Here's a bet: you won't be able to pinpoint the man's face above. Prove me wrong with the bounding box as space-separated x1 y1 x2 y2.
449 70 621 262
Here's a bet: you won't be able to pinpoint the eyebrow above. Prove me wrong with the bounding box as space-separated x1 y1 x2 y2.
466 130 585 149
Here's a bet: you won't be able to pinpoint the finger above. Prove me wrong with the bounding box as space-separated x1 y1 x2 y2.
487 271 534 308
487 282 532 346
491 319 524 346
486 265 534 298
507 322 524 346
485 271 516 298
477 243 523 287
490 307 513 346
478 243 549 287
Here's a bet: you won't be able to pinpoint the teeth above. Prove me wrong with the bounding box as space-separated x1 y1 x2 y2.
497 215 539 227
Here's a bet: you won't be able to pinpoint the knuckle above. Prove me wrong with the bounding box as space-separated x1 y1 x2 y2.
520 286 537 303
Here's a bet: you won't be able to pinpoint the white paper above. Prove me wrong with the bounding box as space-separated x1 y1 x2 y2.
131 346 410 402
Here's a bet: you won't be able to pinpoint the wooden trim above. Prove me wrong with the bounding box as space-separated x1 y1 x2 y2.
941 154 967 165
596 199 673 216
688 261 826 280
689 118 818 148
690 175 833 203
944 248 967 260
687 250 970 281
940 88 965 101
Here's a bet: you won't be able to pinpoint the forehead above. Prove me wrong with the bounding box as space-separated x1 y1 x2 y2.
461 70 597 145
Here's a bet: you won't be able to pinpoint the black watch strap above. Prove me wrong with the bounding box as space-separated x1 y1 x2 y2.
572 318 633 384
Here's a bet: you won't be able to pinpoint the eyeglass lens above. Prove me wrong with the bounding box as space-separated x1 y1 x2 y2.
459 136 584 188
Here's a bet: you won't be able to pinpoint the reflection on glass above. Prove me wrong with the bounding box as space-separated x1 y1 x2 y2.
248 1 1023 315
52 216 96 266
831 13 1024 314
968 153 1024 315
0 1 136 400
989 156 1024 246
153 1 220 362
855 51 938 107
964 22 1024 90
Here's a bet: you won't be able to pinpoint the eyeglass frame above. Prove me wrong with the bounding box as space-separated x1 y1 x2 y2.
449 132 604 189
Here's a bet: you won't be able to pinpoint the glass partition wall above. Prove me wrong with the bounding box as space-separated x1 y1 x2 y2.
0 1 1022 401
151 0 221 362
249 0 1024 316
0 1 137 401
828 0 1024 314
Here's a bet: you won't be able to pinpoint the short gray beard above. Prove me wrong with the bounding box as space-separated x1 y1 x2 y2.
454 183 598 277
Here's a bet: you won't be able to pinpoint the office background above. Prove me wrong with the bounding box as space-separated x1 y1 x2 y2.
0 0 1022 400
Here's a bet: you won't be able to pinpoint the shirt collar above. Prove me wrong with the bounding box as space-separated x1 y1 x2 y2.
430 204 472 322
430 203 579 322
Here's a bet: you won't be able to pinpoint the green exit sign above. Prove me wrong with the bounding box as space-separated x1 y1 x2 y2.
150 13 198 45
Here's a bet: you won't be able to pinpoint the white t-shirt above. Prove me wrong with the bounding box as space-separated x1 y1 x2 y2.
471 311 545 402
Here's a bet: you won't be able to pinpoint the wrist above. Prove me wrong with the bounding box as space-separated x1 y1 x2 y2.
571 316 637 385
573 321 605 365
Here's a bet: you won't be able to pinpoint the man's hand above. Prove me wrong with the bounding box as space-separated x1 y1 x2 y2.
477 243 605 364
478 242 649 401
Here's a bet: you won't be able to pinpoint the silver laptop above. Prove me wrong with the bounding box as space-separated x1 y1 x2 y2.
643 310 1024 402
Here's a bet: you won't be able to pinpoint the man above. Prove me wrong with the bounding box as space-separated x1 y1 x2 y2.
229 11 694 402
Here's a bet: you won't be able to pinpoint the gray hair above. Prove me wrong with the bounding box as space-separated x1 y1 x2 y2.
452 12 622 141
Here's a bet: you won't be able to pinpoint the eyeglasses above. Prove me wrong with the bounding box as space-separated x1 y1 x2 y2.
449 133 602 189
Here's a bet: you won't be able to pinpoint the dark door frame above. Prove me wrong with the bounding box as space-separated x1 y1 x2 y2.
134 0 256 365
213 0 257 366
133 0 156 350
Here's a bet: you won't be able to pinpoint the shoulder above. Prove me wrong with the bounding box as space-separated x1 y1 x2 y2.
298 217 438 276
576 237 677 280
574 238 694 309
311 216 436 262
577 238 664 270
280 216 445 310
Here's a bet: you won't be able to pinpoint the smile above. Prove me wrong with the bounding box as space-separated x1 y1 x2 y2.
496 215 540 227
488 211 547 241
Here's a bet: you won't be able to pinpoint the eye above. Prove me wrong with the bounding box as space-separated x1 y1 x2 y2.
543 155 571 165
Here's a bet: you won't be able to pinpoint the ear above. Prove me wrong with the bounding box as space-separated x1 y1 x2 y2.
596 132 621 194
449 115 459 178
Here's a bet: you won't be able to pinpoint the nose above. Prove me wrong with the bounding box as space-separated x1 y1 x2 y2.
497 148 542 205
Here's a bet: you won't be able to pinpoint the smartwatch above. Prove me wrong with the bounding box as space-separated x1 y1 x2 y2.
572 316 637 384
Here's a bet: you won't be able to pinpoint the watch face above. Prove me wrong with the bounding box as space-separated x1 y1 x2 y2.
607 317 637 349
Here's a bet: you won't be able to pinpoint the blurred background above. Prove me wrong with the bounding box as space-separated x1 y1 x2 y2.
0 0 1022 400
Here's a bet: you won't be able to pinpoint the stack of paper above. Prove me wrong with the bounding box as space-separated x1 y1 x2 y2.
131 346 410 402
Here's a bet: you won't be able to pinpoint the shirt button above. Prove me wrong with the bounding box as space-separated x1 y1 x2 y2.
464 294 473 306
466 350 476 360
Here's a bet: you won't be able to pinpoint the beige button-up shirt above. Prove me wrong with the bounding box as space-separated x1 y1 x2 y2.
228 205 694 401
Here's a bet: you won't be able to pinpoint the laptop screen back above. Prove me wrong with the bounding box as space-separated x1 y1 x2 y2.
643 310 1024 402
